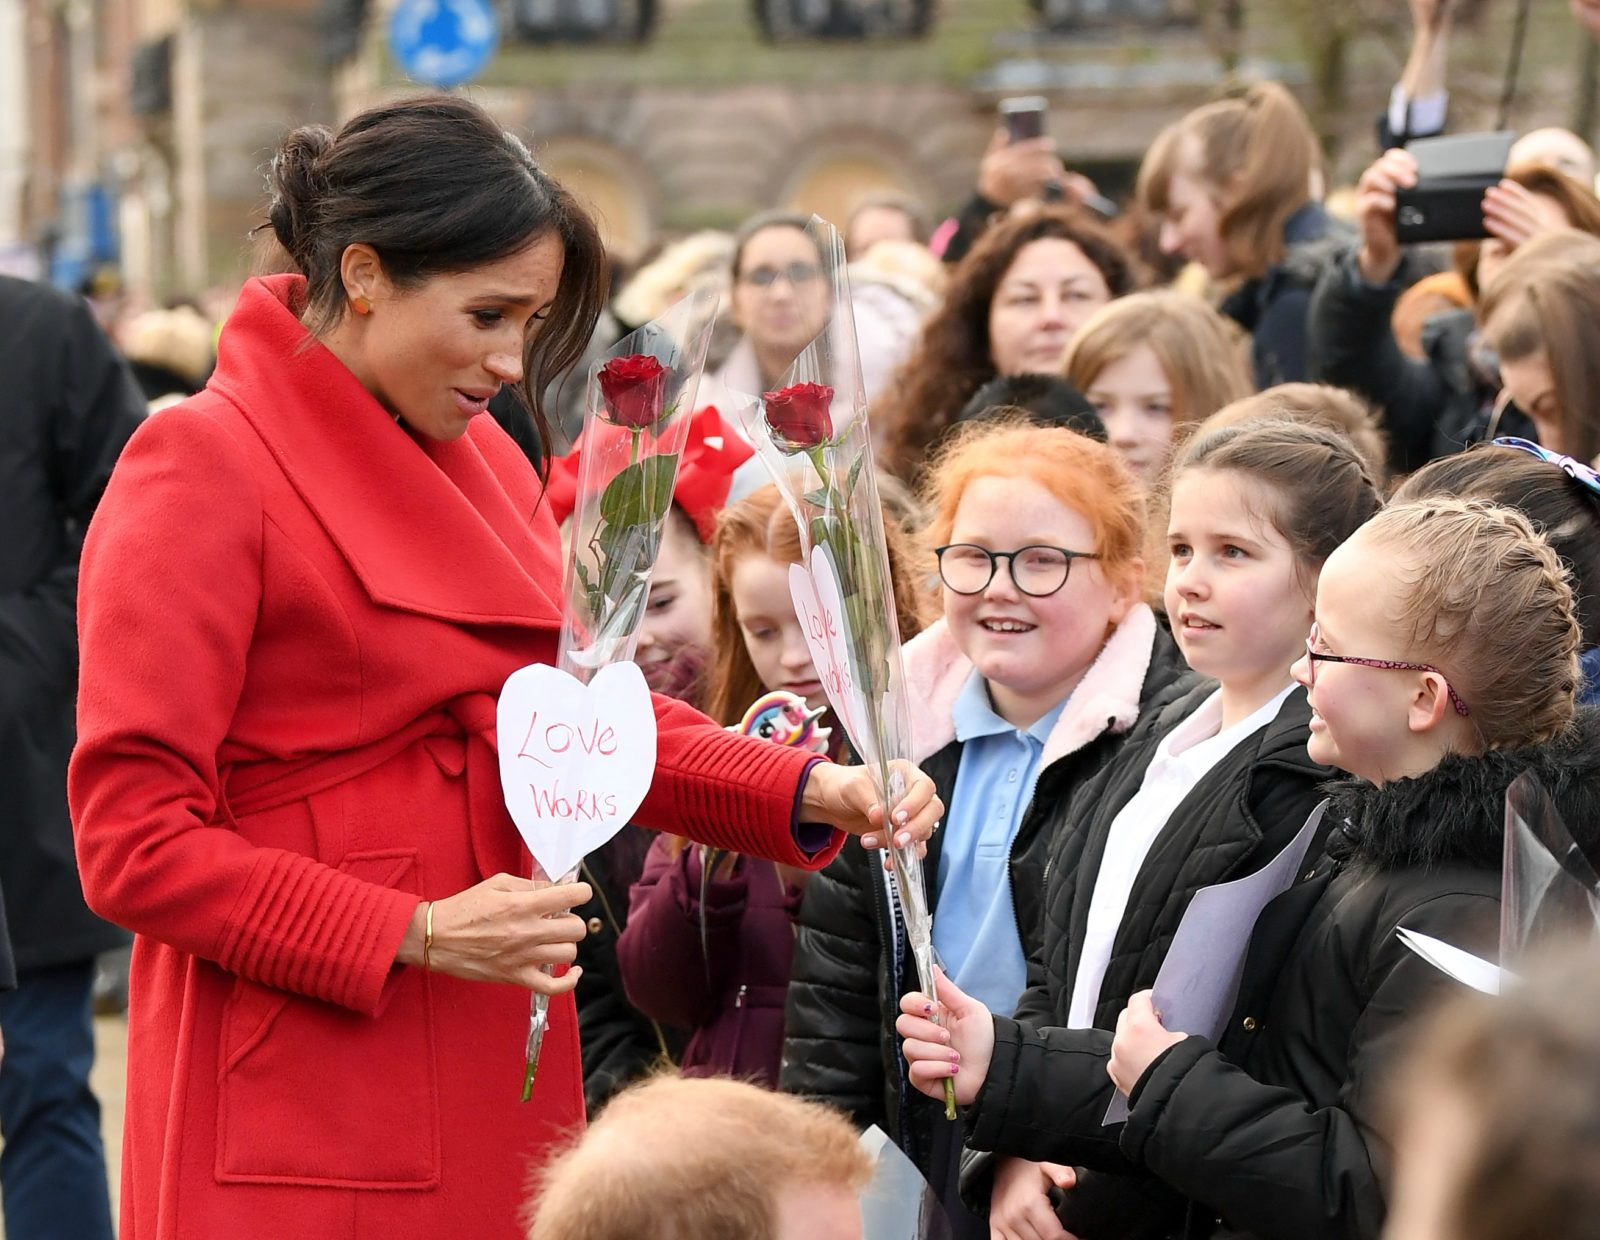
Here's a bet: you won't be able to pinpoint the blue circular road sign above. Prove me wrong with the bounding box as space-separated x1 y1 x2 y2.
389 0 499 89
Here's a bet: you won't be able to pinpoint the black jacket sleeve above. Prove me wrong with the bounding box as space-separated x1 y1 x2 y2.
939 193 1002 265
780 843 889 1130
0 288 143 722
1307 248 1447 474
1119 890 1499 1240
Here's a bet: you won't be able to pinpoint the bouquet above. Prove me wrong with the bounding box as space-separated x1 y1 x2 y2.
730 216 955 1118
509 287 719 1099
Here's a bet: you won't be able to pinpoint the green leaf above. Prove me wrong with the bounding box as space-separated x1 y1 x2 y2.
846 452 866 497
599 454 679 527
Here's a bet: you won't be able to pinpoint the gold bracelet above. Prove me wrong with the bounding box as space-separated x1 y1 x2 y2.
423 900 435 972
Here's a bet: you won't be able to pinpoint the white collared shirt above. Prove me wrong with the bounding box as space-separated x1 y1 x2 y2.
1066 684 1296 1029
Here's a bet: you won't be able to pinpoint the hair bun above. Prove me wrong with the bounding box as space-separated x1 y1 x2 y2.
267 124 335 266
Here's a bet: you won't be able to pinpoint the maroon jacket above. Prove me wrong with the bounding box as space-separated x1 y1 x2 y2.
617 835 804 1087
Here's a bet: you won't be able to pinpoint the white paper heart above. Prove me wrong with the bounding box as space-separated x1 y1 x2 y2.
496 660 658 881
788 545 879 769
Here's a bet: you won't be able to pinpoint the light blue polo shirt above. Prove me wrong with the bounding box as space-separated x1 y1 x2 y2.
931 669 1067 1016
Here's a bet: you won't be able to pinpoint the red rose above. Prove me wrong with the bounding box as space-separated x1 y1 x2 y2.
763 382 835 449
597 354 669 429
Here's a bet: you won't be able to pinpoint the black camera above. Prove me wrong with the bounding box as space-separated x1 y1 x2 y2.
1394 131 1517 244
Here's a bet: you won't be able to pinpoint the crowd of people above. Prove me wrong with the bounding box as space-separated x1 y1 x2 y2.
5 2 1600 1239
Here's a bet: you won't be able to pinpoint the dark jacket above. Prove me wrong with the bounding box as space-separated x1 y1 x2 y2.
616 834 804 1087
961 684 1331 1235
575 825 682 1113
782 609 1197 1164
1220 203 1349 388
975 709 1600 1240
3 275 142 974
1307 247 1533 475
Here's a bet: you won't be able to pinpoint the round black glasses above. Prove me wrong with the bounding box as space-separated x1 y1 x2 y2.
934 544 1100 598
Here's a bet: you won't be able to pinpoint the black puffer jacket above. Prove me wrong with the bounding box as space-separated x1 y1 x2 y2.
972 709 1600 1240
961 685 1332 1234
1307 247 1534 475
782 611 1197 1166
1125 712 1600 1240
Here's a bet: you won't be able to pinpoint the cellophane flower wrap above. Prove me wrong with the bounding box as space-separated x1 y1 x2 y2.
557 288 719 679
519 287 718 1101
728 217 954 1116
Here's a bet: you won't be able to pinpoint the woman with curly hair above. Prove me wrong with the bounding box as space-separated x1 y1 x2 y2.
875 206 1137 479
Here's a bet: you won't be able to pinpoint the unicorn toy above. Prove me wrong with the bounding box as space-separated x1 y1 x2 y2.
731 690 831 751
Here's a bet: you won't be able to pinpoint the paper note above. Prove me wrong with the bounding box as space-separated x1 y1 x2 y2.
1397 927 1503 996
788 545 879 769
496 660 657 881
1105 803 1325 1124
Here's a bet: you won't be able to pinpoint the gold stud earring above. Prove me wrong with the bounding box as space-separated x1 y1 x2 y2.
352 295 372 315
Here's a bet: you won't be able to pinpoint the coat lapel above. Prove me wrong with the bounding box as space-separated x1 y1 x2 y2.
208 276 564 628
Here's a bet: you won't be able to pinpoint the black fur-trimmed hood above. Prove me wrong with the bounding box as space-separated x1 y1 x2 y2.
1323 708 1600 873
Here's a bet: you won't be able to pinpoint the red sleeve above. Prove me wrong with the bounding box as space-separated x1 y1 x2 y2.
639 694 844 870
69 409 417 1016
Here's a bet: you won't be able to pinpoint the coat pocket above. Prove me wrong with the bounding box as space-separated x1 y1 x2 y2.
215 849 440 1189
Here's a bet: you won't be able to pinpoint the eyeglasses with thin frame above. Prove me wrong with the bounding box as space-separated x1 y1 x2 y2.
1491 436 1600 498
1303 623 1471 718
738 262 823 290
934 543 1100 598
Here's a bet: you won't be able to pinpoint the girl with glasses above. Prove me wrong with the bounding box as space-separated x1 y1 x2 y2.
903 496 1599 1240
785 419 1196 1238
898 417 1379 1238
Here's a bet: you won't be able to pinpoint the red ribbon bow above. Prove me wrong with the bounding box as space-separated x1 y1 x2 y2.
544 404 755 543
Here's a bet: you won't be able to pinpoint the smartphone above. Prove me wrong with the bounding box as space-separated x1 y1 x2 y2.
1394 130 1517 244
999 96 1047 144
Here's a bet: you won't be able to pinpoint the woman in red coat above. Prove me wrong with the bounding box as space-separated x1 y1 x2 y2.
67 96 939 1240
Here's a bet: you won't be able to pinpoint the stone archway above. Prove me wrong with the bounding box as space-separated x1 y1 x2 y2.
781 145 925 234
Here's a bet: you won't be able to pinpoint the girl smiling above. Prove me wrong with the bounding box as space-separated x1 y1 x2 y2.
785 420 1196 1237
895 418 1381 1238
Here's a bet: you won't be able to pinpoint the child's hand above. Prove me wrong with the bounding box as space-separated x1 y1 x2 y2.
895 970 994 1107
991 1155 1080 1239
1107 990 1188 1096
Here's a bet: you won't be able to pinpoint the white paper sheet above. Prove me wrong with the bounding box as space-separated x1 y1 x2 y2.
1396 926 1503 996
1105 803 1325 1124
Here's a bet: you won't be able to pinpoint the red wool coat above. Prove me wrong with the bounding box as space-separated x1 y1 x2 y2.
69 275 838 1240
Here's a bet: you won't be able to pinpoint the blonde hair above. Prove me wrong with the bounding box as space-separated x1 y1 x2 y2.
1481 229 1600 466
612 231 735 328
921 418 1147 600
1196 383 1389 491
1063 290 1252 428
527 1074 874 1240
1362 498 1580 748
1139 81 1322 279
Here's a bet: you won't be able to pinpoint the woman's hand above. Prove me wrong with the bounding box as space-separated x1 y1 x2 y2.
978 130 1064 208
991 1155 1080 1240
1483 179 1559 251
397 873 592 994
895 970 994 1107
1106 990 1188 1097
799 759 943 853
1355 148 1419 285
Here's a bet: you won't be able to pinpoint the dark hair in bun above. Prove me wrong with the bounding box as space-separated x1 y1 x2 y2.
262 94 608 472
